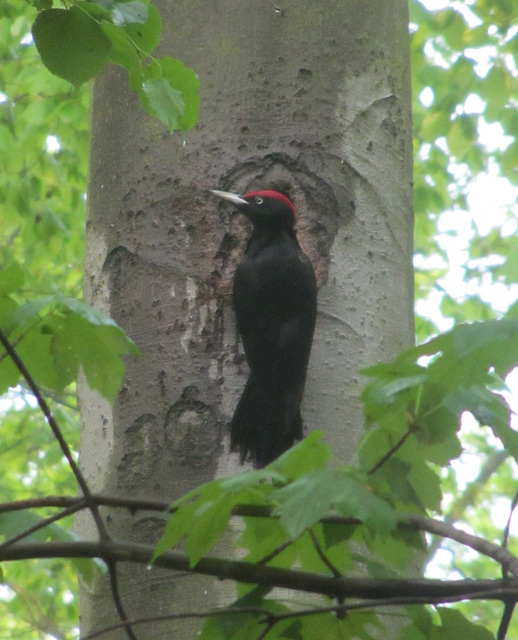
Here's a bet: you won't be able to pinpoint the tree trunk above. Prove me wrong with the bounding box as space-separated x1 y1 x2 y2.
77 0 413 637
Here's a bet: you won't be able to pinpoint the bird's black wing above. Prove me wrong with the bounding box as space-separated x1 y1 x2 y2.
232 244 316 385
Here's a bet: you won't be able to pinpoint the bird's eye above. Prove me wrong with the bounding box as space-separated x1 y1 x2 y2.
255 196 263 205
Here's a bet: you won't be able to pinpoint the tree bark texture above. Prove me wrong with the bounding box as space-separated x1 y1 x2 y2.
78 0 414 637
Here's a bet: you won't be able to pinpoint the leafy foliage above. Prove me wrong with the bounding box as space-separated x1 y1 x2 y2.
410 0 518 336
30 0 199 131
0 269 139 401
1 4 137 633
150 317 518 638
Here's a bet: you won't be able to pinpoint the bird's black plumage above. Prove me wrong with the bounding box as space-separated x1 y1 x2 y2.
211 189 317 467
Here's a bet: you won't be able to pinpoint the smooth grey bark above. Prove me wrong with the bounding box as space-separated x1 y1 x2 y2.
77 0 413 637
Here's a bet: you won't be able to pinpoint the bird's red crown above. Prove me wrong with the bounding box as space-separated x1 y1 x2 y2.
245 190 296 217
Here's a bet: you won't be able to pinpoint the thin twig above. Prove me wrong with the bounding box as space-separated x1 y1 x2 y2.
502 485 518 554
498 601 516 640
0 328 138 640
80 607 269 640
404 513 518 577
0 316 46 365
107 561 138 640
258 539 293 565
308 528 342 577
497 485 518 640
0 495 170 514
308 527 345 617
0 328 106 538
367 424 418 474
427 449 508 558
0 498 88 550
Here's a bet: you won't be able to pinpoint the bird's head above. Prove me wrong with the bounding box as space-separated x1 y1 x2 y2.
211 189 296 231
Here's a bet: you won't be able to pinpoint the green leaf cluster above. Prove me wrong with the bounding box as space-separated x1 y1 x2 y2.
31 0 199 131
0 509 103 588
401 605 495 640
360 317 518 511
153 316 518 638
1 5 92 632
0 261 139 402
156 432 410 639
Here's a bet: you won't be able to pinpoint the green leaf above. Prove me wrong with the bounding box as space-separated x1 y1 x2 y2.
494 248 518 285
102 4 162 67
111 1 148 27
10 297 54 329
238 514 292 566
219 468 285 493
0 295 139 400
77 0 149 26
481 64 513 119
155 469 279 566
102 21 141 68
0 262 24 294
198 589 290 640
269 430 330 479
361 364 427 429
0 511 103 587
123 4 162 54
184 499 235 567
284 611 382 640
51 309 140 401
436 607 494 640
296 525 355 575
272 469 397 539
32 8 112 87
142 77 185 130
421 318 518 381
367 458 421 507
198 610 258 640
152 501 197 562
419 110 451 142
34 0 53 9
399 605 432 640
157 57 200 130
131 56 200 131
54 295 119 328
447 116 477 159
74 0 112 21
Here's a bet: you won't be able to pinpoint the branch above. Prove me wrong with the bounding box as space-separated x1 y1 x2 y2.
0 495 170 514
2 540 518 604
0 499 88 550
80 589 518 640
427 449 509 557
497 485 518 640
3 495 518 576
0 328 107 539
402 513 518 577
0 329 137 640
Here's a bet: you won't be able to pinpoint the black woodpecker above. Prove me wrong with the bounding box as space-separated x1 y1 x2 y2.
211 189 317 467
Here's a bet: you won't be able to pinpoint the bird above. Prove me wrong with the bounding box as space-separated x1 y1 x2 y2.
211 188 317 467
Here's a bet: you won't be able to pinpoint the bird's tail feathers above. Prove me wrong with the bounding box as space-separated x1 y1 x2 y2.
230 375 303 468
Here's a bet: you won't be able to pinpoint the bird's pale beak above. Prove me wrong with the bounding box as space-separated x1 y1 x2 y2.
210 189 249 206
